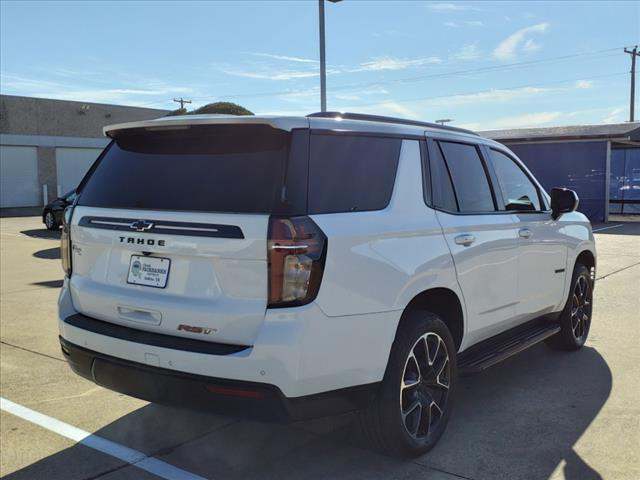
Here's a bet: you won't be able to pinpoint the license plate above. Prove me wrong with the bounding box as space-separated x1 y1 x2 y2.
127 255 170 288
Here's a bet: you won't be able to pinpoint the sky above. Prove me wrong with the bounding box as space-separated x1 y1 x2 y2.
1 1 639 130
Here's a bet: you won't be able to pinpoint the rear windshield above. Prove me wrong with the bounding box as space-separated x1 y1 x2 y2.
78 124 307 214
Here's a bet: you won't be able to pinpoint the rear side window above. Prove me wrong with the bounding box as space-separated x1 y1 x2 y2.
438 141 495 213
78 125 307 214
428 140 458 212
308 134 401 214
488 149 542 212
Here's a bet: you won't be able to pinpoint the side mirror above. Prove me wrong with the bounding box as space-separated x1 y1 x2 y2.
550 188 579 220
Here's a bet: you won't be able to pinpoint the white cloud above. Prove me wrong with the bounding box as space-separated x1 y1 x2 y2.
424 86 549 107
427 3 478 11
450 43 481 61
522 39 540 52
358 101 418 119
444 20 484 27
493 22 549 60
334 86 389 101
248 52 318 64
461 111 563 130
0 73 190 106
603 107 625 123
219 68 319 81
574 79 594 89
353 56 442 72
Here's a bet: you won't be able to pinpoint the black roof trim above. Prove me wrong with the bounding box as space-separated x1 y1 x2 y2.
308 112 479 136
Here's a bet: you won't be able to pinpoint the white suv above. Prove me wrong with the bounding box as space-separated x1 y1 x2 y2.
58 112 596 456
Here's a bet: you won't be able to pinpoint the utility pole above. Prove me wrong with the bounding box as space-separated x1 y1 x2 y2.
173 97 192 110
318 0 327 112
318 0 340 112
624 46 639 122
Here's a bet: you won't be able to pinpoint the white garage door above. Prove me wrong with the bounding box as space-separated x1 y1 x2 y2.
0 146 40 208
56 147 102 195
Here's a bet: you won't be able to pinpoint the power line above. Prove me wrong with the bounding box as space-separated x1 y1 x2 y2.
134 45 631 109
177 47 625 103
330 71 628 110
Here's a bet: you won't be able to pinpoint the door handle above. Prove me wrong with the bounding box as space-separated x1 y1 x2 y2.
455 234 475 247
519 228 533 239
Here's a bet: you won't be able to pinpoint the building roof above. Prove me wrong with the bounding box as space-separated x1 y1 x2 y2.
480 122 640 143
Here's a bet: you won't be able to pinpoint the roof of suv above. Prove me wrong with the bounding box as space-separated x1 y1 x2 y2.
103 111 485 144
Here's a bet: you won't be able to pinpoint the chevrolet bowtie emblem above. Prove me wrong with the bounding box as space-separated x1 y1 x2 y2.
130 220 154 232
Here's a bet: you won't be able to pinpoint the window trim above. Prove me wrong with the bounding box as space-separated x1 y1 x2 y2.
429 138 500 215
420 140 433 207
483 146 550 214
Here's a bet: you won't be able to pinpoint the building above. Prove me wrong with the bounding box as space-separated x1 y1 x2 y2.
482 123 640 222
0 95 167 209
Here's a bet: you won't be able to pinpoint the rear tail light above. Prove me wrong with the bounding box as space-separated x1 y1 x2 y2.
267 216 327 308
61 206 73 276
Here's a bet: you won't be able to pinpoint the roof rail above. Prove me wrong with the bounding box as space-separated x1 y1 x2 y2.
307 111 479 136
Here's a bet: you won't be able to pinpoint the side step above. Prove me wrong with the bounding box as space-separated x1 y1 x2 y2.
458 320 560 376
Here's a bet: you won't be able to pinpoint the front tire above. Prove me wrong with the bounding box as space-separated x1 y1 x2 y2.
356 312 456 457
546 263 593 351
44 211 58 230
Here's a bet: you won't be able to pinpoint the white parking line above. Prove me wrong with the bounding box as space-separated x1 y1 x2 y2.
592 224 624 232
0 397 206 480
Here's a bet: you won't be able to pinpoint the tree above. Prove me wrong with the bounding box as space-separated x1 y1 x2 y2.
164 108 187 117
191 102 254 116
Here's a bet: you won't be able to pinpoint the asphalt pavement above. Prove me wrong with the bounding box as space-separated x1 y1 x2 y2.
1 216 638 480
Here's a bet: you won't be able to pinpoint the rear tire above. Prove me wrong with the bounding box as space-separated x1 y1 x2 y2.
44 211 58 230
546 263 593 351
356 311 457 457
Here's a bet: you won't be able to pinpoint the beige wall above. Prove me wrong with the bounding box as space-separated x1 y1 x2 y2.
0 95 167 137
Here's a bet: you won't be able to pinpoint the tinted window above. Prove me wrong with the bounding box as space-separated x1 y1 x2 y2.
308 134 401 213
429 140 458 212
438 141 495 213
78 125 307 214
488 149 542 211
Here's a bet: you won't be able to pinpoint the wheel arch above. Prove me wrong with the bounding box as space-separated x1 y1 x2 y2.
576 249 596 270
397 287 465 352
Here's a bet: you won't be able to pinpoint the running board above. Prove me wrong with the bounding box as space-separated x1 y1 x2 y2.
458 321 560 376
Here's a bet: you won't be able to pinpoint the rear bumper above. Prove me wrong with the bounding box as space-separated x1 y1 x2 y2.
60 336 376 422
58 278 399 398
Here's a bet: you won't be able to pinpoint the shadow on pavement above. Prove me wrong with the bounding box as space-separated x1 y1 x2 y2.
30 280 64 288
20 228 61 240
33 247 61 260
4 344 611 480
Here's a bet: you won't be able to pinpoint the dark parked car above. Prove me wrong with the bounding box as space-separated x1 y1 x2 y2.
42 189 77 230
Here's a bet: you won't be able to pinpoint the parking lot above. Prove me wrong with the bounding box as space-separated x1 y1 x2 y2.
1 215 638 480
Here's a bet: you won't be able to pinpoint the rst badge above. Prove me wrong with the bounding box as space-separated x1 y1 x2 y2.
177 324 217 335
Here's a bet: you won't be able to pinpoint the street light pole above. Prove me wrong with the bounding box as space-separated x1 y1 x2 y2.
319 0 327 112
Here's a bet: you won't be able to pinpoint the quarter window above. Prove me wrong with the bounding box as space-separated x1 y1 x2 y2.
438 141 495 213
488 149 542 211
308 134 401 214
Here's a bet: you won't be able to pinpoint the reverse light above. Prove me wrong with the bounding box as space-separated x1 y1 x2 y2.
267 216 327 308
60 206 74 276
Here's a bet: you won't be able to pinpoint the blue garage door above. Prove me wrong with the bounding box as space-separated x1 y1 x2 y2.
610 148 640 215
506 141 607 222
